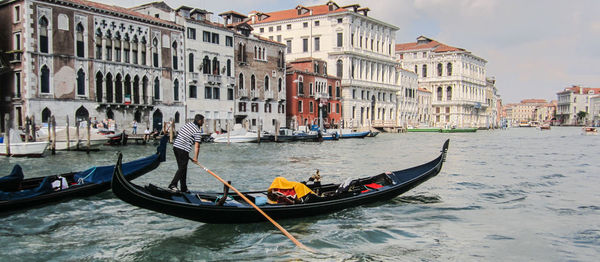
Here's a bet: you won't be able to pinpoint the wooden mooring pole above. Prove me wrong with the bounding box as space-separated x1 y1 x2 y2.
66 116 70 151
51 115 56 155
4 114 10 156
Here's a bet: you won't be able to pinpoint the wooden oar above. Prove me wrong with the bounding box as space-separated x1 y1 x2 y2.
189 159 314 253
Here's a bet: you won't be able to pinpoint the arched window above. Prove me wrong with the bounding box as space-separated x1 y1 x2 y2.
39 17 49 53
172 41 178 70
75 106 89 122
142 76 148 104
298 76 304 95
106 108 114 120
437 86 443 101
437 63 443 77
188 53 194 72
264 76 269 91
422 65 427 77
336 59 343 78
278 78 282 92
115 74 123 103
447 63 453 76
76 23 84 57
41 65 50 93
95 72 103 102
173 79 179 101
250 75 256 90
202 56 211 74
106 73 113 103
124 75 132 103
446 86 452 101
134 110 141 122
114 38 121 62
133 76 140 104
238 73 244 89
77 69 85 96
41 108 51 123
212 57 220 75
153 77 160 100
95 31 102 59
132 37 138 64
174 112 180 123
152 37 159 67
414 65 418 74
105 34 112 61
226 59 231 76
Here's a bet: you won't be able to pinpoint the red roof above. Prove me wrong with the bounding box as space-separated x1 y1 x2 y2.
56 0 181 28
562 85 600 95
521 99 548 104
248 3 348 24
396 36 464 53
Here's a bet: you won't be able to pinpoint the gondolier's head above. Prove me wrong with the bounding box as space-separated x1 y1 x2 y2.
194 114 204 127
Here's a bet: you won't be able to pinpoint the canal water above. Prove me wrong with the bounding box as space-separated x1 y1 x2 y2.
1 127 598 261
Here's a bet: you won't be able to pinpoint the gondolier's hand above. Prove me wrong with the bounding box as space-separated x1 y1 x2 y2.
191 158 198 163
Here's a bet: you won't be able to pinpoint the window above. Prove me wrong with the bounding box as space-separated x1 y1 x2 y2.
213 87 220 99
226 36 233 47
114 39 121 62
446 86 452 101
437 63 443 76
336 86 340 98
153 77 160 100
251 103 258 112
277 25 281 31
298 100 303 113
314 21 320 26
268 26 273 32
14 6 20 22
286 24 292 30
336 103 339 113
124 41 130 63
309 83 313 96
227 88 233 100
337 32 343 47
211 33 219 44
422 65 427 77
77 69 85 95
189 85 197 98
212 57 220 75
189 53 194 72
202 56 211 74
336 59 343 78
298 78 304 95
76 23 84 58
250 75 256 90
226 59 231 76
328 85 332 97
39 17 49 53
278 78 283 92
314 62 319 74
314 37 320 51
238 73 244 89
309 101 314 113
238 102 246 112
352 89 356 99
173 79 179 101
303 22 308 28
95 35 102 59
260 28 264 33
14 72 21 98
277 35 282 42
203 31 211 42
437 87 443 101
286 40 292 53
187 28 196 39
41 65 50 93
447 63 453 76
337 18 343 23
141 39 147 65
152 38 158 67
205 86 212 99
303 38 308 52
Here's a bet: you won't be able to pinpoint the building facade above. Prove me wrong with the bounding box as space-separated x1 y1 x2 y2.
0 0 185 133
556 85 600 125
416 88 432 126
503 99 555 126
248 2 402 130
396 36 489 128
133 3 237 133
222 17 287 133
285 58 341 129
395 68 419 127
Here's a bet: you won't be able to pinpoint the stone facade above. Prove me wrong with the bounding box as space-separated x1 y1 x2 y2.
0 0 185 133
556 85 600 125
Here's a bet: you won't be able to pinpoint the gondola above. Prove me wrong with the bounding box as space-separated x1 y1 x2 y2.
111 139 449 224
0 136 167 212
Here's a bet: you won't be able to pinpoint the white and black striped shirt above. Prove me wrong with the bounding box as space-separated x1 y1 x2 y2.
173 122 202 152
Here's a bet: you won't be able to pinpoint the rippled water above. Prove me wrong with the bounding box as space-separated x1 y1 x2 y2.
1 127 599 261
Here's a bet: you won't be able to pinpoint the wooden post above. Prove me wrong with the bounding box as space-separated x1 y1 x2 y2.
257 121 261 144
226 120 230 144
169 118 174 144
274 119 279 142
47 116 51 148
87 117 91 154
24 116 30 143
51 115 56 155
4 114 10 157
31 115 36 142
75 120 80 150
66 116 70 151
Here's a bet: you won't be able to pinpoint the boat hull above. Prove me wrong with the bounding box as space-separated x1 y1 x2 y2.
440 128 477 133
112 140 449 224
0 142 49 157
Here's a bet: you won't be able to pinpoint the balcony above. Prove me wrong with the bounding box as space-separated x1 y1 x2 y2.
8 50 22 64
189 72 199 81
206 74 222 85
250 89 259 99
237 88 248 98
264 90 274 100
278 91 286 100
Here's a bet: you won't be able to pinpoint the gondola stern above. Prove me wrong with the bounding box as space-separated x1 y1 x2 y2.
157 136 168 162
442 139 450 162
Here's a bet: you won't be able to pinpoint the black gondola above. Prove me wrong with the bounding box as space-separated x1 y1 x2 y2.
0 136 167 212
111 139 449 224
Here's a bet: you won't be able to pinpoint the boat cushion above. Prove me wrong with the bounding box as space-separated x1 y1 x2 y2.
268 177 315 199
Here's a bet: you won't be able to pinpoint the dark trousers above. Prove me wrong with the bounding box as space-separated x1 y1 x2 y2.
170 147 190 191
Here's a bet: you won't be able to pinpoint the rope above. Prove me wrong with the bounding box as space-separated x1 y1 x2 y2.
77 167 97 184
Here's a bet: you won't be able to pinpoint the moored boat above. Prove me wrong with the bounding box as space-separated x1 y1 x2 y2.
211 124 259 143
0 130 48 157
582 127 598 135
111 139 449 224
0 136 167 212
440 128 477 133
406 127 441 132
339 129 370 139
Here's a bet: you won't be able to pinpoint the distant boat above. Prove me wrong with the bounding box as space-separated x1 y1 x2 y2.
440 128 477 133
211 124 258 143
0 130 48 157
339 129 370 139
406 127 441 132
539 124 551 130
582 127 598 135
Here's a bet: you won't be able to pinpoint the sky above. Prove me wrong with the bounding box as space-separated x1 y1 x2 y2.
91 0 600 104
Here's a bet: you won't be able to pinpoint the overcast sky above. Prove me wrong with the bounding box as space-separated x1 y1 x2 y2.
92 0 600 103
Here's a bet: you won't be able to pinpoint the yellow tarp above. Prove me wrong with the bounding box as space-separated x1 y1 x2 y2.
268 177 315 199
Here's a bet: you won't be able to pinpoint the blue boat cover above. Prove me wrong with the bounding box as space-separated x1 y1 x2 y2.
0 176 53 201
0 165 24 191
73 154 158 184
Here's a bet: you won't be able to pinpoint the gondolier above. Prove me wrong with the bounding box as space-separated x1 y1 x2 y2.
169 114 204 193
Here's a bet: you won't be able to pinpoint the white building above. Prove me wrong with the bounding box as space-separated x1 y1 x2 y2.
416 88 433 126
248 1 403 130
132 3 237 133
556 85 600 125
396 68 418 127
396 36 489 128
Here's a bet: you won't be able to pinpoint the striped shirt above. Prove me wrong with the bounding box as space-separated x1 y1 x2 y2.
173 122 202 152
